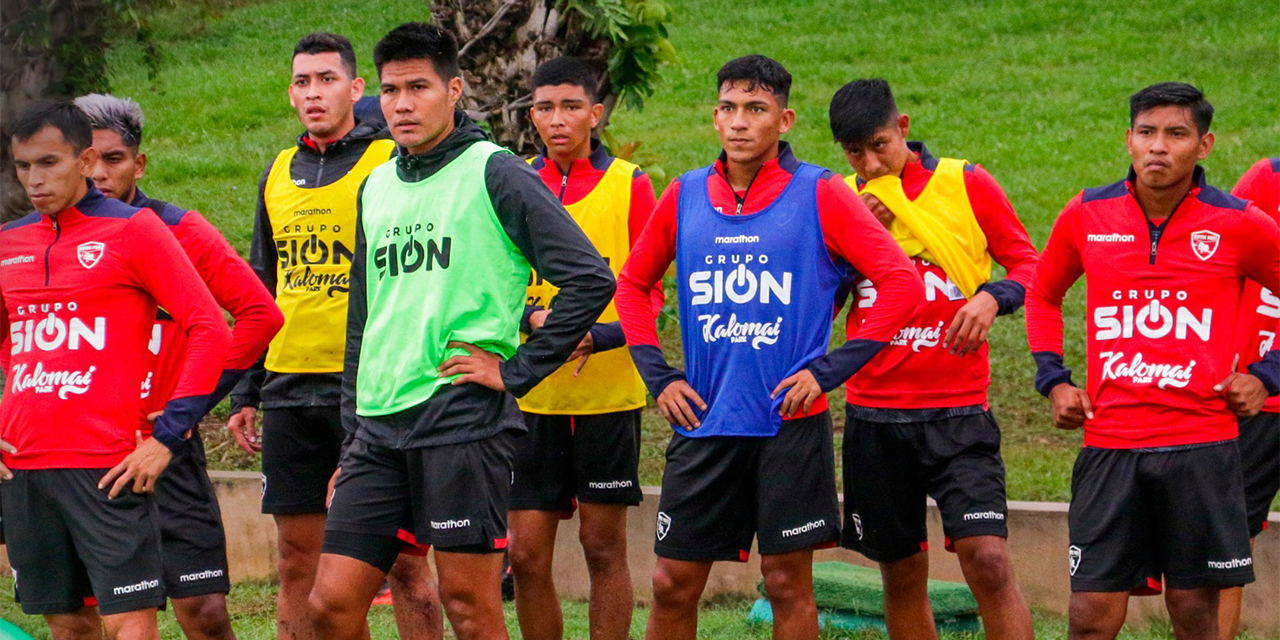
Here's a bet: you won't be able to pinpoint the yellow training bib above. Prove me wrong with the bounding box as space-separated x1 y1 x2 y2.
519 157 648 415
849 157 991 298
262 139 395 372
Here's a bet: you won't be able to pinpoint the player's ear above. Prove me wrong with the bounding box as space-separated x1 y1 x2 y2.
134 153 147 180
447 76 464 107
589 102 604 129
1196 131 1214 161
898 113 910 139
778 107 796 135
78 146 99 177
351 76 366 102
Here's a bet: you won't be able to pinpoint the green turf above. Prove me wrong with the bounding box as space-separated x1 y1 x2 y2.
759 562 978 617
3 577 1270 640
101 0 1280 510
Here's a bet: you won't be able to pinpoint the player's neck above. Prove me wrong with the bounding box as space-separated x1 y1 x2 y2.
549 138 591 175
309 115 356 154
1133 172 1195 221
724 148 777 192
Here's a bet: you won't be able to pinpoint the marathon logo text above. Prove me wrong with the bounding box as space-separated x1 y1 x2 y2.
179 569 225 583
588 480 634 490
1087 233 1135 243
781 519 826 538
963 511 1006 521
113 579 160 595
0 255 35 266
1207 557 1252 570
430 518 471 530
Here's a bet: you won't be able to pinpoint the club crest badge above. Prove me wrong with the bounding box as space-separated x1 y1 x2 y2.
1190 230 1220 261
1069 545 1082 576
656 512 672 541
77 242 105 269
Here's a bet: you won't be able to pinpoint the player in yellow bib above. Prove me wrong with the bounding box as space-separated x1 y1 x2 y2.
225 32 441 640
507 57 661 640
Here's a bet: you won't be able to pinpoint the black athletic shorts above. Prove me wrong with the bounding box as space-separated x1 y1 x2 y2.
155 430 231 598
1068 441 1254 593
323 430 517 574
841 409 1008 563
654 411 840 562
261 406 345 514
1238 411 1279 538
0 469 165 615
511 409 643 513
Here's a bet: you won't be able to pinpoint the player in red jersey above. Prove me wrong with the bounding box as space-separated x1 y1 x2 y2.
75 92 284 640
1218 157 1280 640
0 99 231 640
828 79 1036 640
1026 83 1279 640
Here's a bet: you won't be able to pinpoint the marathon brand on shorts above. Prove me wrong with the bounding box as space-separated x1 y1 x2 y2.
674 162 844 436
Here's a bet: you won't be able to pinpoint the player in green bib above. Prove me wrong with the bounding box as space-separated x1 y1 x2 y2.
307 23 615 640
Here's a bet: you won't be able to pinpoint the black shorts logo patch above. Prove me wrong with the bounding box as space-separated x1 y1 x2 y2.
656 512 672 541
1069 545 1082 576
851 513 863 540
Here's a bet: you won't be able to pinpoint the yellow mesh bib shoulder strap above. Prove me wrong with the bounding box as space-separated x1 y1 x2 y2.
852 157 991 298
262 139 395 372
520 157 648 415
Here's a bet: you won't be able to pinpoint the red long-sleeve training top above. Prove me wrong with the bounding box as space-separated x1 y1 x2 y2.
132 190 283 432
617 142 923 418
1026 167 1280 449
1232 158 1280 413
1 186 231 469
845 143 1039 410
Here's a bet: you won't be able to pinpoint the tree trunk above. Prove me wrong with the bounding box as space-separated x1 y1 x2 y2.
431 0 614 156
1 0 112 221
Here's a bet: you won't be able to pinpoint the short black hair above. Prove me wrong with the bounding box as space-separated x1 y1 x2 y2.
1130 82 1213 136
374 22 460 80
716 55 791 107
11 98 93 153
829 79 899 148
294 32 358 79
532 57 599 102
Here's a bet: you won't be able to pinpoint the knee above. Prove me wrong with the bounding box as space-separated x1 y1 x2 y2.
579 526 626 574
761 566 812 608
277 540 317 585
387 558 441 607
307 585 356 636
962 545 1015 595
46 612 102 640
1068 595 1125 638
507 536 552 579
650 565 700 610
173 597 233 639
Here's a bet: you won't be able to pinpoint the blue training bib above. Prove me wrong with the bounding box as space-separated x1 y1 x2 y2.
674 162 846 437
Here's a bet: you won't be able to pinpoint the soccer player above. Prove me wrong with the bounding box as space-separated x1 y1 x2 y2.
225 32 441 640
827 79 1036 640
509 56 660 640
307 23 615 640
1218 157 1280 640
1026 83 1280 640
615 55 923 640
0 99 231 640
74 91 283 640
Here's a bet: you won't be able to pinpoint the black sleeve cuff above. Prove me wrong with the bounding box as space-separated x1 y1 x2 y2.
589 322 627 353
1033 351 1075 397
521 304 544 335
806 339 888 392
628 344 686 399
1247 351 1280 396
976 279 1027 316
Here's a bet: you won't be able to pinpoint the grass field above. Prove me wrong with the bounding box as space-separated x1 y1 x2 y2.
5 577 1259 640
118 0 1280 509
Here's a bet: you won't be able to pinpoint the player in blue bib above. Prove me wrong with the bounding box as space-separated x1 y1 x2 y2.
615 55 923 640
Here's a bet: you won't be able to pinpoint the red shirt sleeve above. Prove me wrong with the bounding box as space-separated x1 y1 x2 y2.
125 211 232 402
816 175 923 342
1233 159 1280 219
1237 204 1280 296
628 170 666 316
1026 195 1086 356
965 165 1039 287
174 211 282 371
618 179 679 350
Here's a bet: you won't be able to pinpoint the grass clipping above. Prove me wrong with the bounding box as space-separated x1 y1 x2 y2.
758 562 978 616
